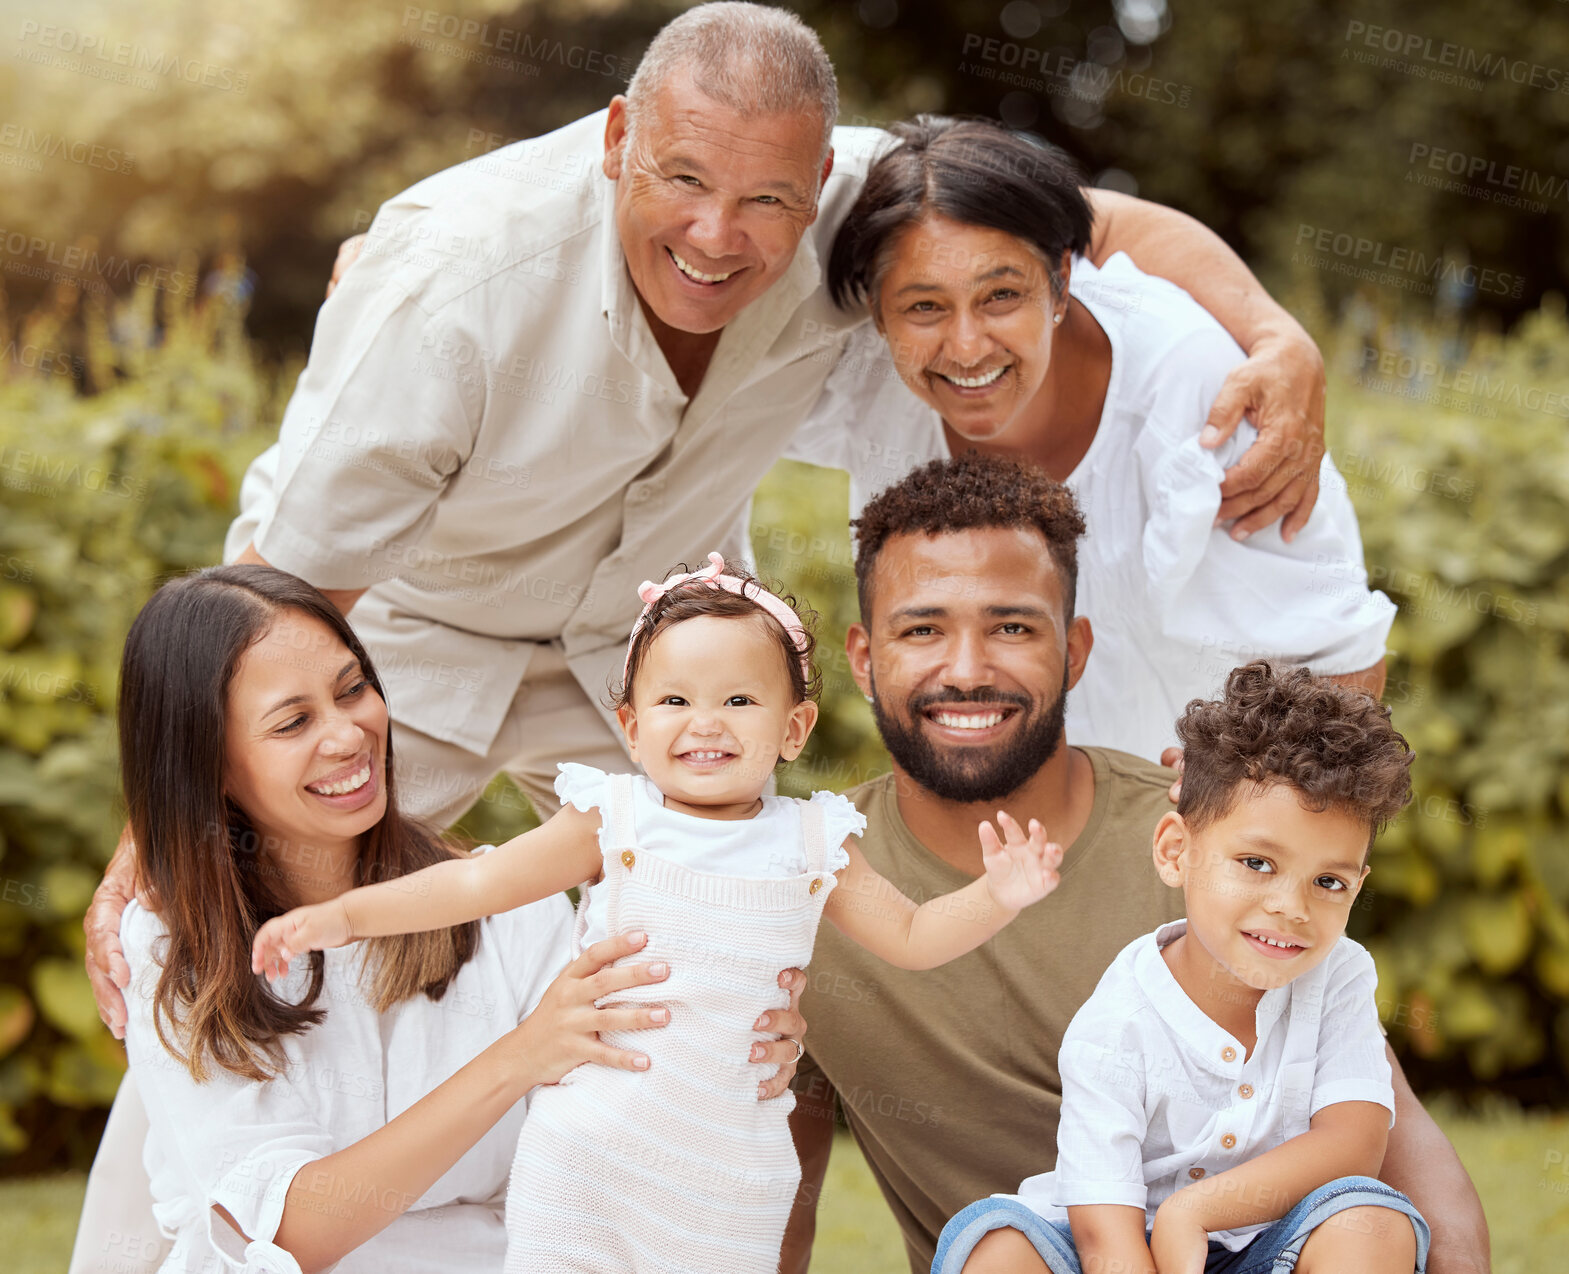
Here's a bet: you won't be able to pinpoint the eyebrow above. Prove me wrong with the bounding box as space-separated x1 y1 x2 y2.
263 660 360 719
1233 831 1361 875
894 263 1028 298
887 603 1051 622
662 153 806 201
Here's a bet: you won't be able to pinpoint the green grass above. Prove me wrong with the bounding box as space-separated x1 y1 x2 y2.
5 1109 1565 1274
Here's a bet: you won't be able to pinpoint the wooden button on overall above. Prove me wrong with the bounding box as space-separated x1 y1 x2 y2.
1221 1134 1237 1149
621 850 636 868
809 877 824 894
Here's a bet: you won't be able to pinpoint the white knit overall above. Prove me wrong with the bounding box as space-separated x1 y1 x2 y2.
503 772 839 1273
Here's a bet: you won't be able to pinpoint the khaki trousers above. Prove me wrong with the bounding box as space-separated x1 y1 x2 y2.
69 645 627 1272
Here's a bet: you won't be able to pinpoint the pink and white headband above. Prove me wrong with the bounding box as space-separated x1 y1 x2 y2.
623 552 812 685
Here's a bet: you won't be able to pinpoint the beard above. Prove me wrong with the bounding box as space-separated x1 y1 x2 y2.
870 667 1069 805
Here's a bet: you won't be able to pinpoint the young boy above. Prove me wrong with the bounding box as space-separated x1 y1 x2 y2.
932 661 1432 1274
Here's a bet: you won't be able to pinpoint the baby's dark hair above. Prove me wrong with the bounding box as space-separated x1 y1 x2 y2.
612 560 821 709
1176 661 1413 849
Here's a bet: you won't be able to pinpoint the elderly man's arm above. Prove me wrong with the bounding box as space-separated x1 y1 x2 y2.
233 542 366 616
1378 1044 1490 1273
1084 189 1326 542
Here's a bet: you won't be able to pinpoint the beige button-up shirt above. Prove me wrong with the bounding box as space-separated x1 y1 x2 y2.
226 110 887 756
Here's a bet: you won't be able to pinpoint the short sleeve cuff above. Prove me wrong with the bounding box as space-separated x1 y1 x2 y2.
1311 1082 1396 1125
554 763 611 815
209 1151 318 1271
1050 1179 1148 1211
808 791 866 874
253 517 384 592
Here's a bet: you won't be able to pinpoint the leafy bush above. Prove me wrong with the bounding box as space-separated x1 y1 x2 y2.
1 276 1566 1171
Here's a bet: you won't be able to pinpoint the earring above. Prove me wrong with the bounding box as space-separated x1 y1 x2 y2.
1053 311 1064 325
863 693 874 705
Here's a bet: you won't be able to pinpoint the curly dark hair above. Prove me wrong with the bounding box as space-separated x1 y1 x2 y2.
613 560 821 709
852 453 1087 621
1176 661 1413 848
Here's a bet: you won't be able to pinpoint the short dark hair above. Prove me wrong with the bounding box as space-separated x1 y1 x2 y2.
829 114 1093 313
614 560 821 708
852 453 1086 622
1176 661 1414 848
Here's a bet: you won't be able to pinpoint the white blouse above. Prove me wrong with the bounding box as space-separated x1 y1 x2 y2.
1009 919 1394 1251
786 252 1396 763
554 763 863 949
120 862 573 1274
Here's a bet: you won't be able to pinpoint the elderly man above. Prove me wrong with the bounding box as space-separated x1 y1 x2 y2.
781 455 1491 1274
79 3 1332 1269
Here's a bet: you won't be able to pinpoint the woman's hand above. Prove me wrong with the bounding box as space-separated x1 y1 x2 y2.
500 930 672 1089
251 900 354 981
752 967 808 1101
979 811 1064 912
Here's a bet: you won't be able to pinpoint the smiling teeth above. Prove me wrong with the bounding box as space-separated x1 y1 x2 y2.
1251 933 1301 949
308 764 370 796
932 711 1005 729
669 249 734 283
684 751 729 761
941 366 1007 389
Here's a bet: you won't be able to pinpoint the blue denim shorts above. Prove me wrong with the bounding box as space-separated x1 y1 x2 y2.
931 1175 1431 1273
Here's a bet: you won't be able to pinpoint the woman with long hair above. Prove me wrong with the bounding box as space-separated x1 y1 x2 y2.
114 564 671 1273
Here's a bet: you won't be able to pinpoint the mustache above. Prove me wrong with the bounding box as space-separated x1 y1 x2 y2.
907 686 1033 715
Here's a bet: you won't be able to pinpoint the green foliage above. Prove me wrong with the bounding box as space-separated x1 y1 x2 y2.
0 278 285 1169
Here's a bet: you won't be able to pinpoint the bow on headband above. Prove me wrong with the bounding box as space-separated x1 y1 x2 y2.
622 552 812 685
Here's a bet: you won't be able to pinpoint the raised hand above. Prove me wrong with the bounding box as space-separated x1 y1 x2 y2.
978 810 1064 912
251 900 353 983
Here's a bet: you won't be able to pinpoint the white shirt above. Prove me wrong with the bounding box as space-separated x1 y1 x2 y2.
121 866 573 1274
787 252 1397 762
224 110 890 757
554 763 862 948
1002 919 1395 1251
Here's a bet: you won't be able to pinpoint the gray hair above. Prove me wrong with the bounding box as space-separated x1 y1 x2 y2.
625 2 838 167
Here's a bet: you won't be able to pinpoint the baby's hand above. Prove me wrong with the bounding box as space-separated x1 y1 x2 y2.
251 901 353 983
978 811 1063 913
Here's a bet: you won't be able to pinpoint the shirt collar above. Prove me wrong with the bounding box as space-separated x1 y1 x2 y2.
1134 919 1291 1075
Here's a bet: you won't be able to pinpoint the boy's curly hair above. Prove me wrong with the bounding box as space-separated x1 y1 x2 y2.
1176 661 1413 847
612 560 822 708
852 453 1087 620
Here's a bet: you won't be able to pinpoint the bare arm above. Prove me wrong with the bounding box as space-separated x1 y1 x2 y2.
234 541 366 617
252 807 603 976
84 822 137 1037
257 931 669 1271
1083 189 1327 542
1325 658 1387 700
779 1066 837 1274
1378 1045 1491 1274
1067 1204 1157 1274
1151 1102 1388 1263
823 816 1060 971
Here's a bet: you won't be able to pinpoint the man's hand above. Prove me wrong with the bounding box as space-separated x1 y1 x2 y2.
752 967 807 1100
1203 333 1327 543
85 824 137 1039
325 234 368 299
1160 748 1184 805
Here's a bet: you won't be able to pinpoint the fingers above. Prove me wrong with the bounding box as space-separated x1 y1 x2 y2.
591 1042 652 1073
85 954 127 1039
748 1037 802 1067
1199 373 1251 449
1279 465 1323 542
778 967 806 1012
978 819 1001 857
325 234 368 299
573 928 649 977
755 1004 805 1040
1159 747 1183 771
585 959 669 1001
1225 473 1310 541
595 1005 671 1034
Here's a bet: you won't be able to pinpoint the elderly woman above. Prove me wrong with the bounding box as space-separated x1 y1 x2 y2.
789 115 1392 762
108 565 676 1273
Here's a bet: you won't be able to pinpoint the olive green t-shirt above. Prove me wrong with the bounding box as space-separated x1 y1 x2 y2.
794 747 1186 1274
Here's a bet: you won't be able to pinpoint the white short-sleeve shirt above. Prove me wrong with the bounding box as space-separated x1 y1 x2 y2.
120 862 574 1274
554 763 864 948
787 252 1396 762
999 918 1395 1251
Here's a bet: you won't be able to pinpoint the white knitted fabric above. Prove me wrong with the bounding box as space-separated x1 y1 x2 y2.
504 772 841 1273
